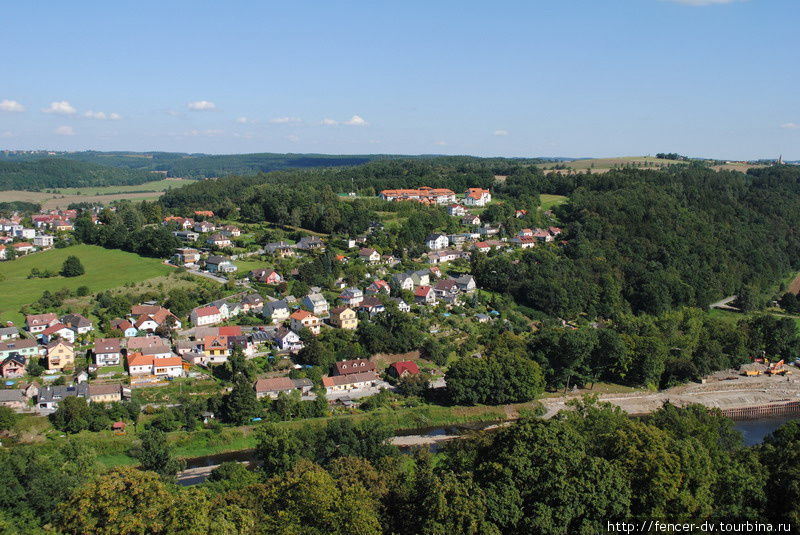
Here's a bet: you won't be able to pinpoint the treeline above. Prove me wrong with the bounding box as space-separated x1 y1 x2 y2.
0 151 547 180
473 165 800 317
0 159 157 191
73 202 179 258
4 402 797 533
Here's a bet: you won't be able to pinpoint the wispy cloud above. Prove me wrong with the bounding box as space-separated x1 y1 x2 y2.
54 125 75 136
320 115 368 126
493 129 509 136
269 116 302 124
235 117 250 124
343 115 368 126
166 109 182 117
42 101 77 115
84 111 122 120
287 134 300 142
434 140 448 146
1 131 13 138
662 0 743 5
0 99 25 112
187 100 216 111
780 122 800 130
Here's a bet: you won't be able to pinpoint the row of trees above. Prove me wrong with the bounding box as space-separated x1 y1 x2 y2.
9 402 797 533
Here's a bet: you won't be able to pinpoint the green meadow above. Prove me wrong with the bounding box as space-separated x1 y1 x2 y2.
0 244 173 324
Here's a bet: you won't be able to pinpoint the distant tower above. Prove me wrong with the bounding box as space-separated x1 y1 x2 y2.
777 154 784 165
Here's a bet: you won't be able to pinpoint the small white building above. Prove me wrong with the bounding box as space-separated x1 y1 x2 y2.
190 306 223 327
34 234 54 248
426 233 449 251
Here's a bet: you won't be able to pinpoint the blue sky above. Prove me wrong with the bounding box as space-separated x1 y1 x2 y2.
0 0 797 159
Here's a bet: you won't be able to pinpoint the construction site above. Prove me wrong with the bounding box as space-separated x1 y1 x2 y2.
541 361 800 420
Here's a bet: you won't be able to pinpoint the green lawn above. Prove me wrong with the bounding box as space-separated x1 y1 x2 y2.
233 258 266 273
540 194 569 211
0 244 173 324
52 178 198 196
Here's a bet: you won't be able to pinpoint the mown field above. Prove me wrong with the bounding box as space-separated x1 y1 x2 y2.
0 245 173 324
1 178 199 210
539 194 568 211
537 156 687 171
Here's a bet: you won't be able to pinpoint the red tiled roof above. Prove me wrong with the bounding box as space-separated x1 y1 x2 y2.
218 326 242 337
390 361 420 376
414 285 433 297
333 359 375 376
193 306 220 317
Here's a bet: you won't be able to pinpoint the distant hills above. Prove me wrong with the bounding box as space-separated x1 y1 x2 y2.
0 159 156 191
0 151 555 191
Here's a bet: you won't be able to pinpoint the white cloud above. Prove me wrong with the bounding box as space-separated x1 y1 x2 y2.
269 116 302 124
235 117 249 124
434 141 448 146
287 134 300 142
780 122 800 130
1 131 13 138
54 125 75 136
166 109 182 117
663 0 743 5
321 118 338 126
84 110 122 120
343 115 368 126
493 129 509 136
42 101 77 115
187 100 216 111
0 99 25 112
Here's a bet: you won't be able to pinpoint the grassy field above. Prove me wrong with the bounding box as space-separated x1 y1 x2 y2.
52 178 198 195
1 178 198 210
0 244 173 324
233 258 266 273
536 156 687 172
540 194 568 211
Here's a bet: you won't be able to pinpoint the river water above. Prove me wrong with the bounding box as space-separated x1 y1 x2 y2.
732 415 798 446
180 417 797 478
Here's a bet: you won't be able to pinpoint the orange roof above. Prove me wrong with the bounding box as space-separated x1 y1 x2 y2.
153 356 182 367
203 335 228 349
466 188 490 200
127 353 153 367
290 309 314 320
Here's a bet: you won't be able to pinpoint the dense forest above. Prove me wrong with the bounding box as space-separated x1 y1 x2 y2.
2 402 797 533
0 159 157 190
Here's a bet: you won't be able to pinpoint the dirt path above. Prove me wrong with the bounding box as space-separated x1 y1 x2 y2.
787 272 800 295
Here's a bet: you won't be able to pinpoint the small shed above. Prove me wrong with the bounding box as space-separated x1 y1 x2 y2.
112 421 126 434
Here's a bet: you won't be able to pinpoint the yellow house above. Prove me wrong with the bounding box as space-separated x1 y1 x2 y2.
329 307 358 330
203 335 229 358
47 340 75 371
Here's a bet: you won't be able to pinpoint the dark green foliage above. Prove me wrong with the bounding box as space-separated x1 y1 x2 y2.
445 354 545 405
0 440 98 527
0 406 18 431
135 428 184 477
357 304 424 354
0 159 155 190
60 255 85 277
50 398 139 433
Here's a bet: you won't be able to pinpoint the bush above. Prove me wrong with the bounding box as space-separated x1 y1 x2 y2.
60 256 85 277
